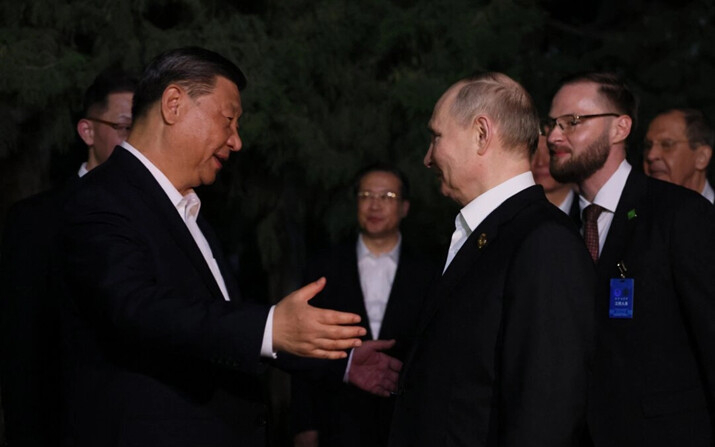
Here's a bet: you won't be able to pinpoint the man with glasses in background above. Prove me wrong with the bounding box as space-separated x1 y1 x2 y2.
547 72 715 446
0 68 136 446
291 164 436 447
531 121 577 213
643 107 714 203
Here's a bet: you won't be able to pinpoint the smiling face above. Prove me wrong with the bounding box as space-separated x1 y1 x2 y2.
643 111 700 189
174 76 242 193
424 84 478 206
357 171 409 240
547 82 615 184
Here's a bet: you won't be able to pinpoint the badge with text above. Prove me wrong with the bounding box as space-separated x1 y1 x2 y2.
609 278 634 319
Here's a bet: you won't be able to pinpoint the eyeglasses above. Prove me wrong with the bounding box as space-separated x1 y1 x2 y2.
86 117 132 136
545 113 620 134
357 191 401 202
643 139 689 152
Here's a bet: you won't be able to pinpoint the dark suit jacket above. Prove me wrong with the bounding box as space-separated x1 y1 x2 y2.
389 185 596 447
57 148 273 447
577 170 715 446
0 181 76 447
291 241 436 447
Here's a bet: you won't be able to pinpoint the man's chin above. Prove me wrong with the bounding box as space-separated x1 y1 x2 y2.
648 171 670 181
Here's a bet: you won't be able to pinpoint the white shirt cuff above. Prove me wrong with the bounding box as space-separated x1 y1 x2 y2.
261 305 278 358
343 348 355 383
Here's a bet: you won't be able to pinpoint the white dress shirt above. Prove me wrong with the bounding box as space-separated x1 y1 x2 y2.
558 189 576 214
577 160 632 254
357 234 401 339
119 142 276 356
77 162 89 178
702 180 714 204
443 171 536 272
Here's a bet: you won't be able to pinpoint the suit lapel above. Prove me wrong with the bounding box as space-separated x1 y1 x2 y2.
417 186 543 332
113 149 226 301
379 249 418 340
342 244 372 338
596 170 644 280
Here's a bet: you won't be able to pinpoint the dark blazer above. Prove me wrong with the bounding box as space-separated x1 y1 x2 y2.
0 180 76 447
291 241 436 447
578 170 715 446
389 185 596 447
57 148 272 447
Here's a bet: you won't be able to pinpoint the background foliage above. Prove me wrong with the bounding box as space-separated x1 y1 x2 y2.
1 0 713 444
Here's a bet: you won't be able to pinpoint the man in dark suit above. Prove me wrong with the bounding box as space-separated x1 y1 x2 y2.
291 164 436 447
547 72 715 446
56 47 372 447
0 68 136 447
388 72 596 447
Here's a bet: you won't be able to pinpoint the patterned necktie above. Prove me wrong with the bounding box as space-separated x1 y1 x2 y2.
583 204 604 262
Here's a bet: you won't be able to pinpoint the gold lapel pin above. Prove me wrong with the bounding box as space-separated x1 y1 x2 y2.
477 233 488 249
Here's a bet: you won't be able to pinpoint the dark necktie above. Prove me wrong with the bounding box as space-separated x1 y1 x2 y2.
583 204 604 262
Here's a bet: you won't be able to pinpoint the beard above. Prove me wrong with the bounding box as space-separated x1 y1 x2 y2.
549 132 610 184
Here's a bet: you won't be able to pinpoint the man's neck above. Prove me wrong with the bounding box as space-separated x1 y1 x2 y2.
683 172 707 195
545 185 573 208
362 233 400 255
577 149 626 202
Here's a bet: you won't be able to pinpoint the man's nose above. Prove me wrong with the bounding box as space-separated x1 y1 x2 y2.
228 129 242 152
424 144 433 168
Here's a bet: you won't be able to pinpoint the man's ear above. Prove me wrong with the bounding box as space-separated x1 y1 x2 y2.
611 115 632 145
399 199 410 218
695 144 713 171
76 119 94 146
161 84 185 125
474 115 492 156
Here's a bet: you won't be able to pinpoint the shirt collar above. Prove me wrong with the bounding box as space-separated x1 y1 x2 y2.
702 180 714 204
460 171 535 232
579 159 631 213
77 162 89 178
357 233 401 263
119 141 198 220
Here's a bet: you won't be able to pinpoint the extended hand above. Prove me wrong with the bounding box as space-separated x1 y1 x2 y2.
273 277 366 359
347 339 402 397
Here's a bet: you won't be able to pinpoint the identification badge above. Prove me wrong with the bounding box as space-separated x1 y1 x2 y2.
609 278 634 319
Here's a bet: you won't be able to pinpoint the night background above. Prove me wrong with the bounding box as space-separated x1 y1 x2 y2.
1 0 713 444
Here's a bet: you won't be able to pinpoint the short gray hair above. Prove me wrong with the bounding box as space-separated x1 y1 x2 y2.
450 72 540 155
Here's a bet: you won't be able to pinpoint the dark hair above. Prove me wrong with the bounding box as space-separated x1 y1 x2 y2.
557 72 639 132
661 108 715 150
132 47 247 120
353 163 410 200
82 68 137 117
450 72 540 156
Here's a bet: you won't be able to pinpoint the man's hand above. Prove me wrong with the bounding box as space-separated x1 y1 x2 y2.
347 339 402 397
273 277 366 359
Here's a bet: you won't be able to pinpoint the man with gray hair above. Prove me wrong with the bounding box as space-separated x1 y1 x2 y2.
388 72 596 446
643 107 714 203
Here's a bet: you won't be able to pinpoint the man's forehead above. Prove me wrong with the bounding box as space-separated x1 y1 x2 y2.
552 82 606 112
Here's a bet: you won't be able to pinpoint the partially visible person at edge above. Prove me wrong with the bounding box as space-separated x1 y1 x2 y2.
643 107 714 203
0 68 136 447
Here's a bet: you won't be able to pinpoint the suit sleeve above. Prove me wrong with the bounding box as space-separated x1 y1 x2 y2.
59 186 270 375
499 222 595 446
670 196 715 412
